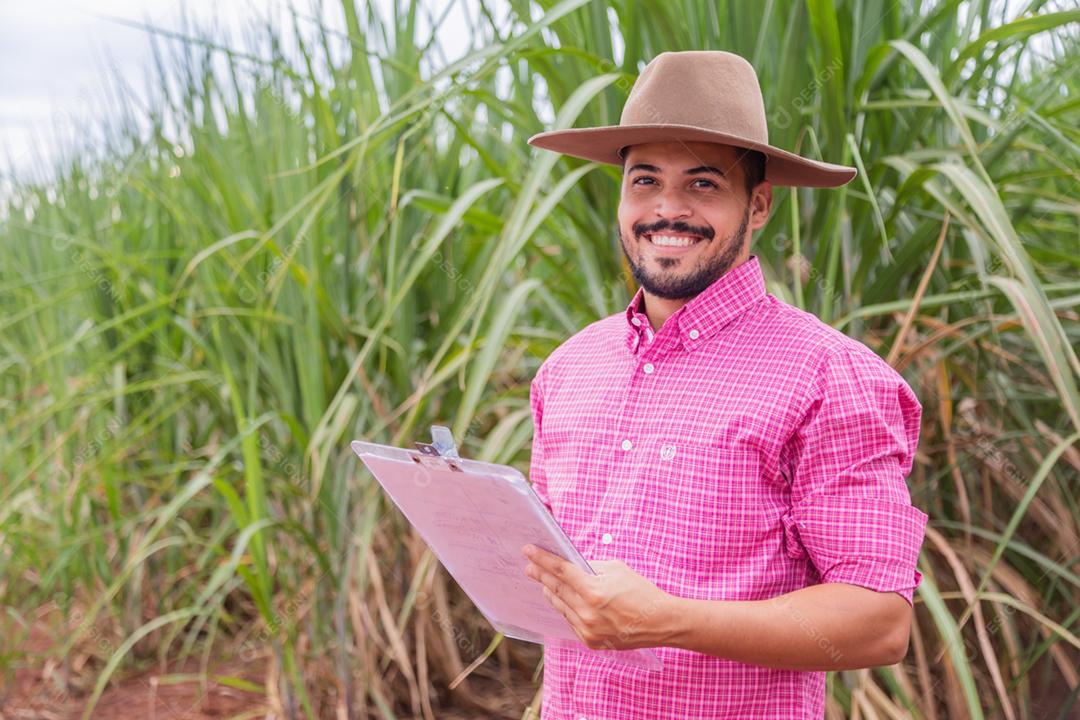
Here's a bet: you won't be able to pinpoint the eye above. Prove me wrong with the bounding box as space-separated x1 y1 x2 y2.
691 178 718 189
632 176 657 186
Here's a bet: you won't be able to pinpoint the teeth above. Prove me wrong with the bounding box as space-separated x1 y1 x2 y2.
649 234 699 247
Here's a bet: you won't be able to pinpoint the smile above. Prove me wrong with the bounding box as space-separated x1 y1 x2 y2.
644 233 704 248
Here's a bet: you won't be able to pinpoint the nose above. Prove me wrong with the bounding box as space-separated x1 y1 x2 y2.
653 186 692 221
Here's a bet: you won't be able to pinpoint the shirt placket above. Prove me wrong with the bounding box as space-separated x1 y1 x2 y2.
571 325 667 720
599 321 670 562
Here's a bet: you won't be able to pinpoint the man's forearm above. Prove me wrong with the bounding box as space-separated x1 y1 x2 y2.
657 582 912 671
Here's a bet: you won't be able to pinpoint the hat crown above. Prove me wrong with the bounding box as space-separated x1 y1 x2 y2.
620 51 769 146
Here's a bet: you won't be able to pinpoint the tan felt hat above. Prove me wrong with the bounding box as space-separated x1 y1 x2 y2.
527 50 856 188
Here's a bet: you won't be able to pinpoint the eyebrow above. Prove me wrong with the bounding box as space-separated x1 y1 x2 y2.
627 163 727 178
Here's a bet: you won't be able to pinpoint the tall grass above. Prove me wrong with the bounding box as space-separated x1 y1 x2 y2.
1 0 1078 717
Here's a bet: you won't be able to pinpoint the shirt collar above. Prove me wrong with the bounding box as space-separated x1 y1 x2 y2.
623 254 766 353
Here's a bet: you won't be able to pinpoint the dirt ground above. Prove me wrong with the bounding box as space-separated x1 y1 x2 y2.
3 654 531 719
2 650 534 720
2 609 538 719
1 620 267 719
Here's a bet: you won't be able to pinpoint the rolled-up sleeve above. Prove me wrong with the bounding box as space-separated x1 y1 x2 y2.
784 346 928 606
529 368 554 514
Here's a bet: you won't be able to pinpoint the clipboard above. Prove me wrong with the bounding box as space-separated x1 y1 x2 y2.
350 426 663 672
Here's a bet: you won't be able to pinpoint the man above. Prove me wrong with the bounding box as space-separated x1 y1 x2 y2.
520 51 928 718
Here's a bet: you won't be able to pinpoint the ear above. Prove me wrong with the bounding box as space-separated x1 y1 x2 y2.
747 181 772 231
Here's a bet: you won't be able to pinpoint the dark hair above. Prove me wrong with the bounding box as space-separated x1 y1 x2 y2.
619 145 766 198
738 149 766 197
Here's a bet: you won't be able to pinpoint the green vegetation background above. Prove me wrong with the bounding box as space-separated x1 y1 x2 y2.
1 1 1078 717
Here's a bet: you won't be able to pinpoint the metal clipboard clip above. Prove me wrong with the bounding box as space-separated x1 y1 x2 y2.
412 425 463 472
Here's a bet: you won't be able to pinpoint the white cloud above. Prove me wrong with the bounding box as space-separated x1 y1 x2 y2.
0 0 488 187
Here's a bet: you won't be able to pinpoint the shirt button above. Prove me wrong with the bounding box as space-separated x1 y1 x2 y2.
643 363 655 374
601 532 613 544
688 329 700 339
645 329 654 341
621 439 633 451
631 317 641 326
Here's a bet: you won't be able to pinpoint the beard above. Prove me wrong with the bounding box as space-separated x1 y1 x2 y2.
620 207 750 300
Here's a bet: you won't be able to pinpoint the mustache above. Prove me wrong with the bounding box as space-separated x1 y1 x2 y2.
633 219 715 241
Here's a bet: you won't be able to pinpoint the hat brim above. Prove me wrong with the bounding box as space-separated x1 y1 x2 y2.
527 124 856 188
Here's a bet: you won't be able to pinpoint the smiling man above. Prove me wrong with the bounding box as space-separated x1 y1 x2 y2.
522 51 929 718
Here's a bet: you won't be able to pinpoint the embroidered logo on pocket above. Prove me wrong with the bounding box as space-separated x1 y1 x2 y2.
659 443 677 461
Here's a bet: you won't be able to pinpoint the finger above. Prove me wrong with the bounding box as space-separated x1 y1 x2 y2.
523 546 592 592
541 585 587 636
546 586 612 650
527 563 587 611
522 544 567 571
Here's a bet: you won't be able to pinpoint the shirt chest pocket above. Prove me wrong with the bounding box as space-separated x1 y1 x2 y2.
630 441 769 573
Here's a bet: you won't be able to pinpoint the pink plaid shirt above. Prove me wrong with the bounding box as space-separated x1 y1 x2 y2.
528 255 928 719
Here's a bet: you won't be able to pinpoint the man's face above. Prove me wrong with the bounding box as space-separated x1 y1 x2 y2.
617 141 769 300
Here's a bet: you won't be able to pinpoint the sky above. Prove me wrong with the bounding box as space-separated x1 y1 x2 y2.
0 0 1053 199
0 0 477 195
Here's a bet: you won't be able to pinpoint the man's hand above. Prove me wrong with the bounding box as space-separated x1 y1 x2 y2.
521 544 675 650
